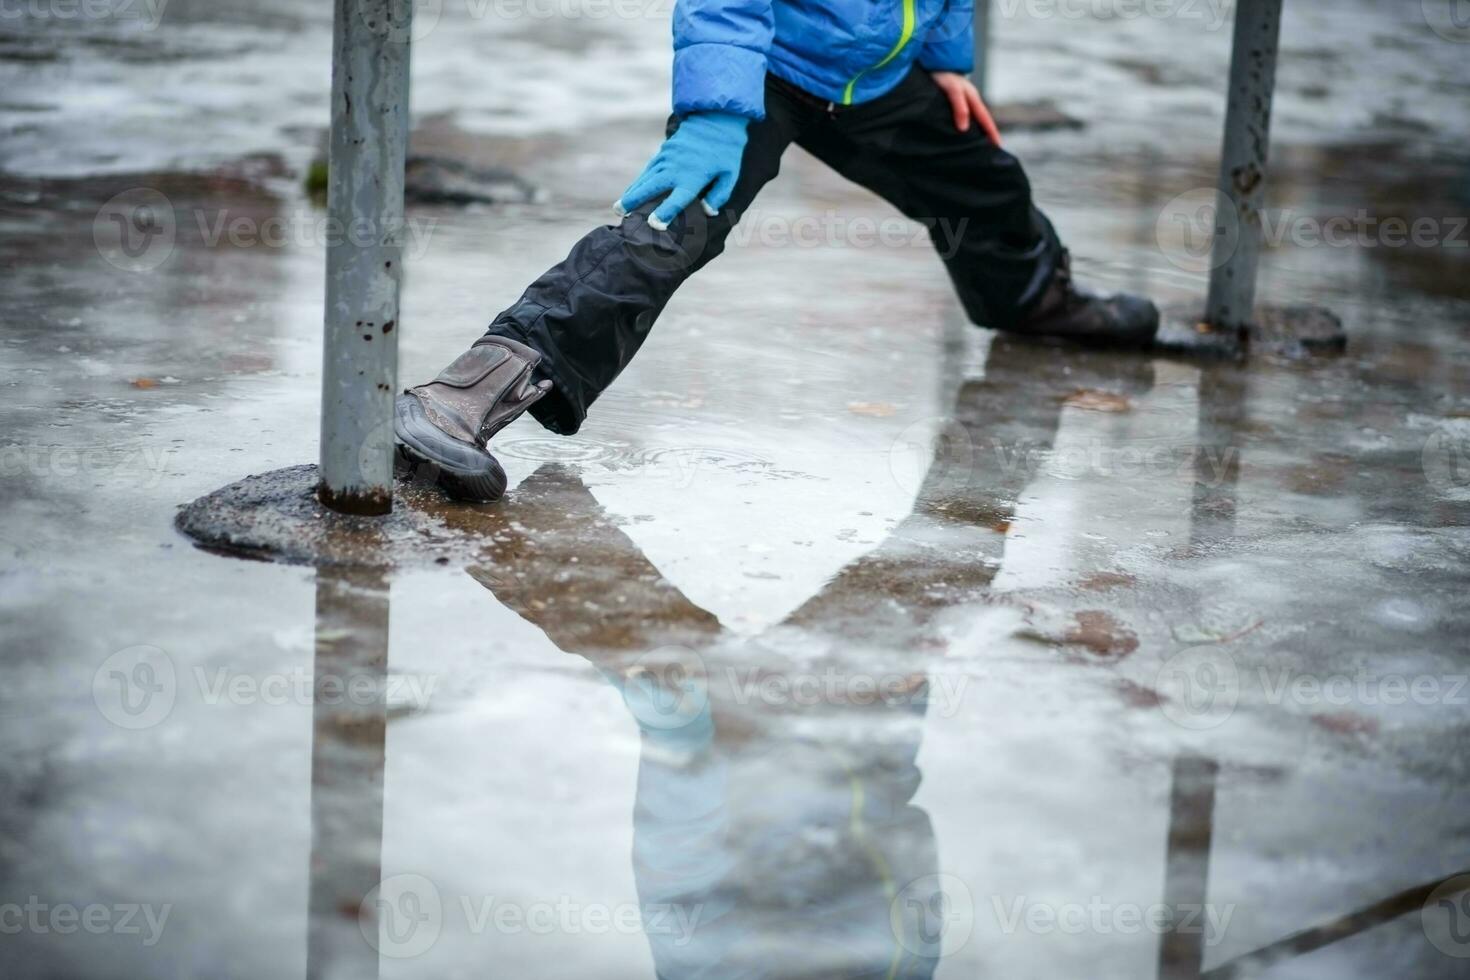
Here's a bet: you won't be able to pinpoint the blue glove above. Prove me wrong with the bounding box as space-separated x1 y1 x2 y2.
615 111 749 231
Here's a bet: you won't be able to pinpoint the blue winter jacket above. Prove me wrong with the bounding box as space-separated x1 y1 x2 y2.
673 0 975 118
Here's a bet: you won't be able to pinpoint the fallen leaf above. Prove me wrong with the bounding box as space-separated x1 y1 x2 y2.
1079 571 1136 592
1115 679 1164 708
1065 610 1139 658
1065 389 1131 413
1311 712 1380 737
130 378 158 389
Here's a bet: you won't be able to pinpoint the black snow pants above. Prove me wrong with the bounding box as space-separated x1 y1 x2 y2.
482 66 1064 435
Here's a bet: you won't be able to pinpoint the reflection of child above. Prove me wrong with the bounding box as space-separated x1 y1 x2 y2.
394 0 1160 502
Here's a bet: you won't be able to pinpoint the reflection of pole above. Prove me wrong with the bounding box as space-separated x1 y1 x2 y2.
1204 0 1282 332
318 0 413 515
1188 365 1246 551
1159 756 1218 980
972 0 992 98
306 566 390 980
1201 871 1470 979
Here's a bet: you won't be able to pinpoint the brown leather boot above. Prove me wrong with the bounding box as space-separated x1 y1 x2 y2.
1012 251 1160 348
394 337 552 502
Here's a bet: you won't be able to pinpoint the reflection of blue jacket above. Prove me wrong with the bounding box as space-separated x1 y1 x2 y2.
673 0 974 118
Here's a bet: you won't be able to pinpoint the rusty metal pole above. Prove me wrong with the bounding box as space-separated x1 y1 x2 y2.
318 0 413 515
1204 0 1282 333
971 0 992 98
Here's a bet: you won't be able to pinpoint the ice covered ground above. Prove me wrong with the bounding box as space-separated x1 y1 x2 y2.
2 0 1467 178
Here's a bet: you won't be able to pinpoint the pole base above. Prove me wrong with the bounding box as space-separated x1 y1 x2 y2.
176 463 496 568
316 480 392 516
1155 304 1346 361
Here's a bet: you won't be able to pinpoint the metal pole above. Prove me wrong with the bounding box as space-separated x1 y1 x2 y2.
318 0 413 515
1204 0 1282 332
972 0 992 99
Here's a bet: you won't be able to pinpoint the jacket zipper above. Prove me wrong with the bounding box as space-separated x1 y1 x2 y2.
840 0 918 106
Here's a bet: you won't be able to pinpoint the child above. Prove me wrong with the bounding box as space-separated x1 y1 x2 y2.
393 0 1159 502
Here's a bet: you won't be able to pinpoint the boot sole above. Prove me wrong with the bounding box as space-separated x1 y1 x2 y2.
393 394 508 503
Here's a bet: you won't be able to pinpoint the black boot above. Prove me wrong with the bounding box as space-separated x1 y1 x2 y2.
1011 251 1160 348
394 337 552 502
